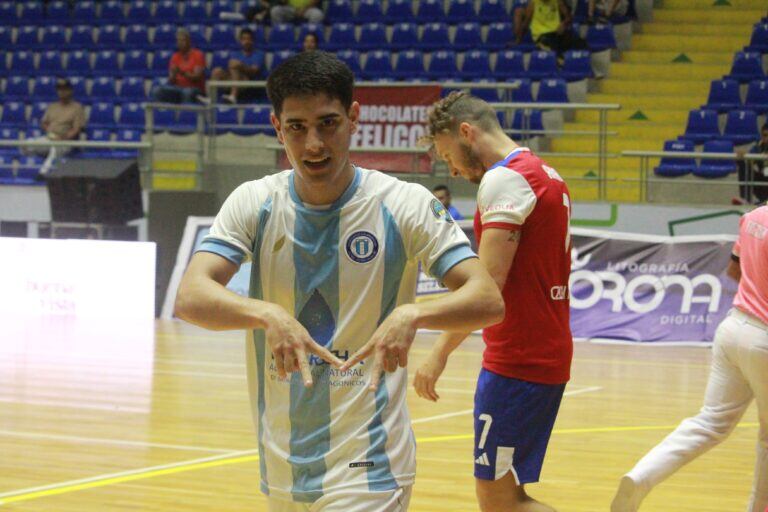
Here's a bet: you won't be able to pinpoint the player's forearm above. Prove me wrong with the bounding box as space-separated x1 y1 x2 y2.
174 276 277 331
432 331 471 361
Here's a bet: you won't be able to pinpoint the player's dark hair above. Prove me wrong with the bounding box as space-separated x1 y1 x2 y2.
239 28 254 38
267 51 354 117
432 184 450 193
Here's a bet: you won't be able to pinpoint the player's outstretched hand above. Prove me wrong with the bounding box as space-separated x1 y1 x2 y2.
413 352 447 402
263 304 343 387
340 305 418 392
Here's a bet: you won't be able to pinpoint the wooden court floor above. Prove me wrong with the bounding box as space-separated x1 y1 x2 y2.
0 318 760 511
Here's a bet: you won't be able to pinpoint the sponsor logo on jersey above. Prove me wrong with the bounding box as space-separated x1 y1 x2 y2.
430 198 455 223
345 231 379 263
550 285 569 301
349 461 375 468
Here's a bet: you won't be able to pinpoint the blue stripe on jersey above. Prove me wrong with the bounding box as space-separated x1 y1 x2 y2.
488 148 524 171
288 167 361 210
250 196 273 495
197 238 246 265
429 244 476 281
288 207 340 503
366 204 405 491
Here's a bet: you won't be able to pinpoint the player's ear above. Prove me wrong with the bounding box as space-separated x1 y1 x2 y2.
348 101 360 134
270 112 284 144
459 121 473 143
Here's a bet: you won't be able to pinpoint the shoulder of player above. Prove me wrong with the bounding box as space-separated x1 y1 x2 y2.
228 170 291 204
357 167 430 202
479 166 535 194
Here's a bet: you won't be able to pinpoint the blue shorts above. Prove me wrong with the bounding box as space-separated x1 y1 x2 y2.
473 368 565 484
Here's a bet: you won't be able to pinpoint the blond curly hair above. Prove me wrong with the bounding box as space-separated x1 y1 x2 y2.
420 91 501 150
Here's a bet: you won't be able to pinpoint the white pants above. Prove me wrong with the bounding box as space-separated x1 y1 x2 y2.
627 309 768 512
23 135 72 175
267 486 412 512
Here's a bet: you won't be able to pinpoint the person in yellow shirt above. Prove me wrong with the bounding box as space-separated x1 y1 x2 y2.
518 0 587 58
271 0 323 24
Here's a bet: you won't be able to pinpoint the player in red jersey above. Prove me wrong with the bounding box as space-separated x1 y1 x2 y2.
415 92 573 512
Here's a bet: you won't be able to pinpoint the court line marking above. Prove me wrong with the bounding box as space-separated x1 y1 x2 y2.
0 419 759 506
411 386 603 425
0 430 236 454
0 397 149 414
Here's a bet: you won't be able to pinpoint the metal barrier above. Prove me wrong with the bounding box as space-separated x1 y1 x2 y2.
622 150 768 202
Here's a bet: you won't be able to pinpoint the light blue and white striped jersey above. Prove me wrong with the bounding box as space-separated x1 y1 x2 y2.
198 167 475 503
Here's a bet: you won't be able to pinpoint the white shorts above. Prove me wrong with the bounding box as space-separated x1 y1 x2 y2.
267 487 412 512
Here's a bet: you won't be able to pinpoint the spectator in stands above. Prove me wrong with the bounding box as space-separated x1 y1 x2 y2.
432 184 464 220
588 0 628 23
302 32 319 52
513 0 530 46
211 28 265 104
243 0 278 23
734 123 768 205
270 0 324 24
519 0 587 58
153 28 207 104
25 78 86 174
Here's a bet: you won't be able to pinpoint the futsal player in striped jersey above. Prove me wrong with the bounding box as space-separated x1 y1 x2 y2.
174 52 504 511
415 92 573 512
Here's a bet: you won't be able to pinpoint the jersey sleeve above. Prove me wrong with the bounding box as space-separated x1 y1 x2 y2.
400 184 476 281
477 167 537 231
197 183 260 266
733 214 745 257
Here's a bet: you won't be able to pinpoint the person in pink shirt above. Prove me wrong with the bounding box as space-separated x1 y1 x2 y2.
612 204 768 512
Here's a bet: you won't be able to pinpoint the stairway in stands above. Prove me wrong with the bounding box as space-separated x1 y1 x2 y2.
547 0 765 203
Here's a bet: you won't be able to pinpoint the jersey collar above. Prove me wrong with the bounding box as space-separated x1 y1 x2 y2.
289 166 361 212
488 147 530 171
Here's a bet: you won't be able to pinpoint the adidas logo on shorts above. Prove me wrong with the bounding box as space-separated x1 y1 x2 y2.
475 453 490 466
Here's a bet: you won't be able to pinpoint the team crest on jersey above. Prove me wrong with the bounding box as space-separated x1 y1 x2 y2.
430 198 454 224
345 231 379 263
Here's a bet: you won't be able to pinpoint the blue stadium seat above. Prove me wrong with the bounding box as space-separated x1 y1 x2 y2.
326 23 356 51
29 102 48 125
358 23 388 52
682 109 720 145
420 23 450 51
127 1 152 21
214 106 239 134
390 23 418 51
417 0 445 23
527 50 558 80
18 1 44 23
486 23 513 50
89 102 117 129
269 50 296 71
118 103 146 128
152 50 174 77
494 50 526 80
386 0 414 23
654 140 696 177
31 76 58 101
0 102 27 127
121 77 147 100
10 51 35 75
0 27 10 48
183 0 208 22
297 24 326 50
210 0 236 20
703 79 741 112
187 24 208 47
152 108 176 132
154 24 177 46
393 51 426 80
116 129 142 153
93 51 119 76
537 78 569 103
122 51 150 77
511 110 544 137
508 78 534 103
268 24 296 50
744 80 768 114
174 111 199 133
68 76 87 98
723 109 759 145
97 25 122 47
356 0 384 23
209 24 236 50
45 0 69 21
90 77 118 101
479 0 508 23
447 0 477 23
461 50 492 80
561 50 593 81
86 127 113 142
241 106 272 135
125 25 151 49
427 51 458 80
326 0 354 23
154 0 180 22
16 157 44 183
16 26 39 47
38 52 64 76
336 50 363 76
99 0 125 21
454 23 483 51
747 22 768 53
586 24 616 52
363 51 394 80
72 1 96 21
39 26 67 50
4 77 30 101
470 83 500 102
70 25 95 48
727 52 766 83
65 51 92 76
694 140 736 178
